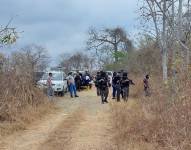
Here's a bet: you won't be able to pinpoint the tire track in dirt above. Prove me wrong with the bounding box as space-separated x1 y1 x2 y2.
0 93 84 150
39 90 113 150
0 90 113 150
38 108 86 150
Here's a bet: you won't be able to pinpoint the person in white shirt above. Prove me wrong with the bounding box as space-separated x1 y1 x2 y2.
47 73 54 99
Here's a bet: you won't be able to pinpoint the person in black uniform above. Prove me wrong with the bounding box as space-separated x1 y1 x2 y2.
113 72 122 102
75 71 81 92
98 71 110 104
121 72 135 102
112 72 117 99
95 71 101 96
120 70 124 98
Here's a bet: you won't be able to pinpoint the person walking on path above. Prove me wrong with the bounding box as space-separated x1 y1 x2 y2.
121 72 135 102
98 71 110 104
143 74 150 96
112 72 117 99
114 72 121 102
67 72 79 98
119 70 124 98
47 72 54 100
95 71 101 96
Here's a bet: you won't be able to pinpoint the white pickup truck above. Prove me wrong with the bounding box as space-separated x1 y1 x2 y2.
37 71 68 96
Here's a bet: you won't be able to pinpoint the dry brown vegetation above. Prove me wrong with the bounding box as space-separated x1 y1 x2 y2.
0 50 52 136
110 75 191 150
0 71 53 136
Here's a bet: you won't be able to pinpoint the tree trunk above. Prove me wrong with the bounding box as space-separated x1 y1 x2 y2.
114 44 118 63
178 0 185 62
171 0 175 65
162 0 168 81
171 0 178 80
186 0 190 68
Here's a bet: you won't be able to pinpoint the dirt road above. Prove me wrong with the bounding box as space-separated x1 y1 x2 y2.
0 89 114 150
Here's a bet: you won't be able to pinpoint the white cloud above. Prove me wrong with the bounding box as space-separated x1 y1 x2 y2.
0 0 139 64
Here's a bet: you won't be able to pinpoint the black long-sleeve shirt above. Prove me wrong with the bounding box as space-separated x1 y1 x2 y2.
98 77 110 90
112 76 121 85
121 78 135 88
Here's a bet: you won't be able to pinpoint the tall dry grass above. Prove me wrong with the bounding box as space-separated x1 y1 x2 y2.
110 75 191 150
0 70 53 136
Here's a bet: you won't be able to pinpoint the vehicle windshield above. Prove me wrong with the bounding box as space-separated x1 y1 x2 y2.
42 73 63 81
107 72 112 76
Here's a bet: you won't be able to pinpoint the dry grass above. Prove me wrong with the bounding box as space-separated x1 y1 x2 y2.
110 75 191 150
130 76 145 98
0 102 54 136
0 70 53 136
110 100 155 150
39 108 85 150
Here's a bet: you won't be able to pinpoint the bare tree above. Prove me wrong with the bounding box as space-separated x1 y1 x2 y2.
182 0 191 67
0 19 18 46
59 52 95 72
87 27 132 63
140 0 191 81
140 0 168 81
22 45 49 72
11 44 49 75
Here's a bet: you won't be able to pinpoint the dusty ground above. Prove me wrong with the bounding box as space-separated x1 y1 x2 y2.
0 89 115 150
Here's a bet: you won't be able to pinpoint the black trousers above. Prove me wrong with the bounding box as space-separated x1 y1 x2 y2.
122 87 129 102
76 81 81 91
100 87 109 103
96 87 100 96
116 84 121 102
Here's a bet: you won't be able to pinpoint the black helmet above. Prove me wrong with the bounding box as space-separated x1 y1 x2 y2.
113 72 117 77
123 72 128 77
101 71 106 77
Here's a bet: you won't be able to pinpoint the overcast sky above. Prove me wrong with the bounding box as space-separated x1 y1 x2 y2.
0 0 139 64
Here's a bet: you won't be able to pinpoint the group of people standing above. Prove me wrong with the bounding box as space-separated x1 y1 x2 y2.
67 71 92 98
47 69 150 102
95 70 135 104
95 70 151 104
112 71 135 102
46 71 92 99
73 71 91 91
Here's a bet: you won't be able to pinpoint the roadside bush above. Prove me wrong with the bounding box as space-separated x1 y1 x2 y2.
0 70 47 122
0 50 51 136
110 75 191 150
